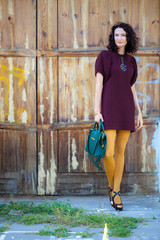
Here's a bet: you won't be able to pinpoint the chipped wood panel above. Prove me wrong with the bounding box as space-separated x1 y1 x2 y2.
0 130 37 194
125 124 157 173
0 57 36 124
38 57 57 125
139 0 160 47
118 0 139 29
0 0 36 49
0 130 17 172
59 129 102 173
38 0 57 50
58 0 159 49
58 57 95 123
57 172 159 195
135 56 160 116
17 131 37 194
0 172 18 194
37 131 58 195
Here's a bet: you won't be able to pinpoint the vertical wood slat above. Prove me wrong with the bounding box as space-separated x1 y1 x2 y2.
37 57 57 125
0 0 36 49
139 0 160 47
37 131 58 195
38 0 57 50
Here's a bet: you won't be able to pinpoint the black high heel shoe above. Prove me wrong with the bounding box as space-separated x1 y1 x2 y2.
112 191 123 211
108 186 113 207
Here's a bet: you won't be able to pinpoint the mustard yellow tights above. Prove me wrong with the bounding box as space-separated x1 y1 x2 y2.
103 130 130 204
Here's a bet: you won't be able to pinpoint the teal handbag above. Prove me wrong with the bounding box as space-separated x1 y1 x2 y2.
85 120 107 171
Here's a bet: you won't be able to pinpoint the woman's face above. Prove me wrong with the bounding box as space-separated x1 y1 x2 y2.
114 27 127 49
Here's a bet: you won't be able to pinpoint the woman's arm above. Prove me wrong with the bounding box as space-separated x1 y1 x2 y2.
94 73 104 123
131 84 143 131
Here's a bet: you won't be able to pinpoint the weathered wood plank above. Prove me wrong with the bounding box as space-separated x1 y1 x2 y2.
37 131 58 195
58 57 95 123
139 0 160 47
125 124 157 173
0 48 160 58
57 172 159 195
0 57 36 125
38 0 57 50
0 130 37 194
17 131 37 194
37 57 57 125
0 172 18 194
59 129 102 173
0 0 36 49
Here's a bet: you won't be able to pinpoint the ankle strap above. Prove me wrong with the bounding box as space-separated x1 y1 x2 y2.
108 186 113 192
113 191 120 198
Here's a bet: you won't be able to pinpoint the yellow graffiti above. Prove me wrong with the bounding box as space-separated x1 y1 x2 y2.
0 64 32 123
0 64 25 85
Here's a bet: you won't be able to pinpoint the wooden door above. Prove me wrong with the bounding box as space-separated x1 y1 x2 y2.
0 0 160 195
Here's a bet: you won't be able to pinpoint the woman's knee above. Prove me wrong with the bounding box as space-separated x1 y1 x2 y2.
104 151 114 160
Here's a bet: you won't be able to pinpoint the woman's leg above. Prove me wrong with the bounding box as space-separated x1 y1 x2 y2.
104 130 117 189
113 130 130 204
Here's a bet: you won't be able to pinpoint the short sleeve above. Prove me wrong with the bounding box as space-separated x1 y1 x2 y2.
95 51 111 82
130 57 138 86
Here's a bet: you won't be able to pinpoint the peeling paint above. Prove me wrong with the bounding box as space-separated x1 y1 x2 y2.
71 0 78 49
0 88 5 121
142 14 146 47
81 58 89 121
8 0 14 16
71 86 77 122
141 127 149 172
48 0 52 48
38 133 46 195
25 34 29 49
120 6 126 22
152 122 160 192
39 58 45 124
32 58 35 71
72 138 79 170
21 110 28 124
68 131 71 172
109 13 113 25
49 58 54 124
46 131 57 194
24 57 30 81
82 0 88 48
8 58 15 122
22 88 26 102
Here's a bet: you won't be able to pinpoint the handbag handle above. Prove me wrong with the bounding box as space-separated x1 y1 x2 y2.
93 120 105 133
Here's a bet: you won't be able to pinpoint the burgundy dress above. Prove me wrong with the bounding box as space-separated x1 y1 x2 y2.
95 50 138 132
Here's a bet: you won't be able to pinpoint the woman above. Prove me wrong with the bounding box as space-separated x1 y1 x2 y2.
94 22 143 211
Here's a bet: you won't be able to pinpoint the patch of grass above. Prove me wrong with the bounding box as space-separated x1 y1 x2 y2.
0 200 145 238
76 230 96 238
158 199 160 203
39 225 71 237
0 226 10 235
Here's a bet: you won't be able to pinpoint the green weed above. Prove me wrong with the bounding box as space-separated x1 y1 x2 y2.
76 230 96 238
0 226 10 235
0 200 145 238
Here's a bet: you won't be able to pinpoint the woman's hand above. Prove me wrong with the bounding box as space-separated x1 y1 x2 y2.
136 112 143 131
94 113 104 123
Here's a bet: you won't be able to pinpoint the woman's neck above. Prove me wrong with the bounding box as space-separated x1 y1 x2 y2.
118 47 125 55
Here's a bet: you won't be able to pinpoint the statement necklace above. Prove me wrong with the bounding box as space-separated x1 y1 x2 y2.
120 56 127 71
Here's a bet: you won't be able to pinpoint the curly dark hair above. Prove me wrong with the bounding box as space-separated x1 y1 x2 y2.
107 22 139 54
